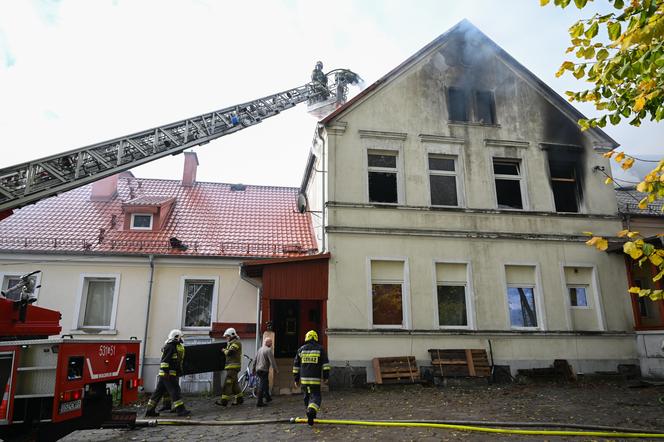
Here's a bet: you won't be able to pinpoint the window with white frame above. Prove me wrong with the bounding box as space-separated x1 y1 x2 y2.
1 273 40 301
435 262 469 327
429 155 459 207
493 158 524 210
368 150 399 204
182 279 215 328
78 276 118 329
567 286 589 307
505 265 538 328
370 260 405 327
130 213 153 230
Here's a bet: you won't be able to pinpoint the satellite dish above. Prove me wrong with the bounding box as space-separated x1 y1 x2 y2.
297 193 308 214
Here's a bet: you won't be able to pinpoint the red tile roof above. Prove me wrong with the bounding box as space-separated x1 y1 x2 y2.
0 176 318 258
122 196 175 207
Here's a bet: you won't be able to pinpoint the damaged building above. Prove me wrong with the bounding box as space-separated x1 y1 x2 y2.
299 20 637 381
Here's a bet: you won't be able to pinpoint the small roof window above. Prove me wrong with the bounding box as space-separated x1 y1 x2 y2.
131 213 153 230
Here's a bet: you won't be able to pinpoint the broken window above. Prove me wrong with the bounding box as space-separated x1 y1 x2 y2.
493 159 524 209
428 155 458 206
183 279 215 328
549 160 580 212
447 87 469 122
474 90 496 125
368 151 398 204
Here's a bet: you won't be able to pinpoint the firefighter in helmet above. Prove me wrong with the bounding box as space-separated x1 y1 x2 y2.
310 61 329 101
293 330 330 426
215 327 243 406
145 329 191 417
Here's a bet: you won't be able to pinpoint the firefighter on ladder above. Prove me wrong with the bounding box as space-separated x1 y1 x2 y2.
215 327 243 406
144 329 191 417
293 330 330 426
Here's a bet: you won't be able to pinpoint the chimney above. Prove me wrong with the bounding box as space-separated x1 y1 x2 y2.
182 151 198 187
90 174 118 202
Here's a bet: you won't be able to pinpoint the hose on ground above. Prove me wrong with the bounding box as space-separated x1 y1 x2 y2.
135 418 291 427
290 417 664 438
137 416 664 438
372 419 664 434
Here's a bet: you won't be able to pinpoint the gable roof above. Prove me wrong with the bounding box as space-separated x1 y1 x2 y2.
0 175 318 258
321 19 619 150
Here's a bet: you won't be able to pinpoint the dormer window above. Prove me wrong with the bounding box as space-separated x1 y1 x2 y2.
131 213 153 230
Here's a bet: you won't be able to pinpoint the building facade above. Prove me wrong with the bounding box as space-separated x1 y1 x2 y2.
0 152 317 391
301 21 637 380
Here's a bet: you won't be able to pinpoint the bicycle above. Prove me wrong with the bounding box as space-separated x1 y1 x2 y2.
238 354 258 398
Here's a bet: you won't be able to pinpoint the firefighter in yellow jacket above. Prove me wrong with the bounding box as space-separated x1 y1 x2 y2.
145 329 191 417
293 330 330 426
215 327 243 406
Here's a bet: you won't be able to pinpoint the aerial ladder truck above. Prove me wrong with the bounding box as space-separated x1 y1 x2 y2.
0 64 360 441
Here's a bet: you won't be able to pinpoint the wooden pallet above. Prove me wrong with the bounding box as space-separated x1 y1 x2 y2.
372 356 420 384
428 349 490 378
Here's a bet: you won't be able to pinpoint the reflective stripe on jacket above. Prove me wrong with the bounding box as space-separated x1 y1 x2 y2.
224 337 242 370
293 339 330 384
158 340 183 377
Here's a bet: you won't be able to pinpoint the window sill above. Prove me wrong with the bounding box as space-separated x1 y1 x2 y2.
70 329 118 335
448 121 500 128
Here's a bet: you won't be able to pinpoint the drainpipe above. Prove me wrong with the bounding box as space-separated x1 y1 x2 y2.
239 266 263 353
140 254 155 382
315 123 326 252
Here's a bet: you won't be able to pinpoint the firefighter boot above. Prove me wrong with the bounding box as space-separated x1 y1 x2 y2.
157 402 172 412
233 396 244 405
214 399 229 406
306 408 316 426
144 408 159 417
175 405 191 417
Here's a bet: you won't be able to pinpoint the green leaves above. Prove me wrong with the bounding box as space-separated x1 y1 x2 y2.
585 21 599 38
608 22 621 40
546 0 664 129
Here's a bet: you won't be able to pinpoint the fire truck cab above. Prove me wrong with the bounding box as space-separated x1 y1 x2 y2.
0 292 141 441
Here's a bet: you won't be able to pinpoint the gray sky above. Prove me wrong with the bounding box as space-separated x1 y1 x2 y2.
0 0 661 188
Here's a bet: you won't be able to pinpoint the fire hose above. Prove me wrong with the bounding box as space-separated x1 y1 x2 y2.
136 418 664 438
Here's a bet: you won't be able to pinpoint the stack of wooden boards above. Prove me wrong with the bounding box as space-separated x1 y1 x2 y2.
372 356 421 384
428 349 491 378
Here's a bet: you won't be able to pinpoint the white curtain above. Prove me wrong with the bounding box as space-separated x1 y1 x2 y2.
83 279 114 327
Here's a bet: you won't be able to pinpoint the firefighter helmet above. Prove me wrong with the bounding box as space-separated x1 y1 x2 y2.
223 327 237 338
168 329 183 341
305 330 318 342
315 61 323 70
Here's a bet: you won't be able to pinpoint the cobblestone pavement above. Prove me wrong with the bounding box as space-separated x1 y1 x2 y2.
61 381 664 441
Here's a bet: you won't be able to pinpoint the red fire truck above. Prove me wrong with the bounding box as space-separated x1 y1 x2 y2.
0 273 141 441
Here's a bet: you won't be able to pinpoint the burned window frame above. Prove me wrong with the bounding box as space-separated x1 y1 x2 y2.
547 158 583 213
367 149 401 205
474 90 496 125
446 86 498 125
492 157 527 210
428 154 461 207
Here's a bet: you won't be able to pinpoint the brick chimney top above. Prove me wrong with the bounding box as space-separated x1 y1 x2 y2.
182 152 199 187
90 174 119 202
